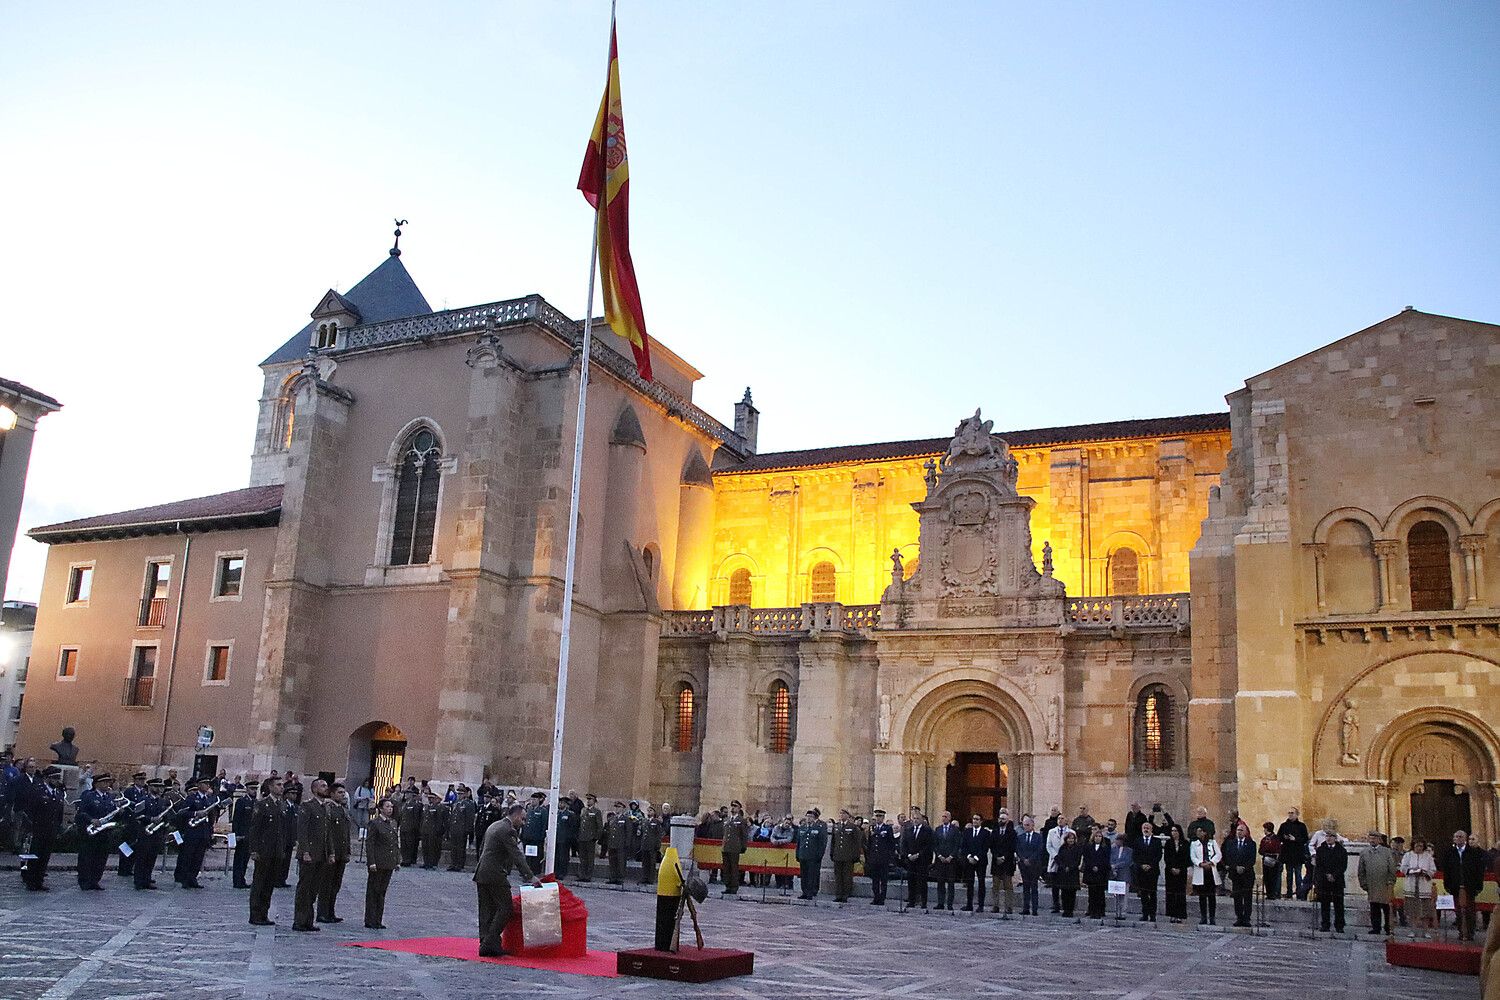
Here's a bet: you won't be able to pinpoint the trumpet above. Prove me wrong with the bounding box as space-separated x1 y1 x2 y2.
86 796 133 837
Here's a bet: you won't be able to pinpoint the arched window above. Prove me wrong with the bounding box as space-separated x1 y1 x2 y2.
769 680 792 754
1110 548 1140 596
1407 521 1454 611
314 322 338 350
728 568 752 606
642 546 655 579
390 428 442 566
675 684 696 752
1134 685 1175 771
809 561 837 602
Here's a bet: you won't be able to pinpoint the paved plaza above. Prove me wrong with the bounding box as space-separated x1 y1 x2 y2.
0 862 1476 1000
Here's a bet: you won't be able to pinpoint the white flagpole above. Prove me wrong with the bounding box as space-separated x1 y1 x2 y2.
545 0 616 881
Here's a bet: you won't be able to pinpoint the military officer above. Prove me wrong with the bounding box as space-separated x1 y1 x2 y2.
577 793 604 881
248 775 286 925
830 808 862 903
21 766 66 891
364 797 401 929
556 794 578 881
445 785 477 871
74 771 117 890
795 809 828 900
865 809 898 905
606 800 639 884
419 791 448 869
293 777 333 931
720 801 751 894
475 803 542 958
316 783 352 923
276 782 301 887
397 788 423 867
521 791 549 866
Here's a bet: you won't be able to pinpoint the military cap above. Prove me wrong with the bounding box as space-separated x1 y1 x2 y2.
585 792 597 801
147 777 165 788
43 765 63 778
614 800 626 808
133 770 148 780
93 772 115 784
730 800 742 808
531 791 545 800
873 808 886 816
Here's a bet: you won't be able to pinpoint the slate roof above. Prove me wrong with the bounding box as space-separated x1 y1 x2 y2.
719 412 1232 475
262 255 434 365
0 376 62 410
30 485 284 543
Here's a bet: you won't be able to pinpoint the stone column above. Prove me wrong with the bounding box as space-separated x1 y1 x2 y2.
1373 539 1400 611
789 641 850 813
1048 448 1086 596
1305 543 1328 613
1459 535 1485 609
249 372 353 776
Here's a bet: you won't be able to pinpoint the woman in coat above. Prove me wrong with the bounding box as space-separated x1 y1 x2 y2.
1081 827 1112 918
1190 825 1221 926
1163 825 1191 923
1399 838 1437 937
1054 829 1084 920
364 798 401 929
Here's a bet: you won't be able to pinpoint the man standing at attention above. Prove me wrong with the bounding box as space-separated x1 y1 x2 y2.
865 809 897 906
1277 807 1310 900
316 783 352 923
293 777 333 932
1222 820 1258 927
474 802 542 958
1132 820 1162 922
720 800 751 895
1015 814 1046 916
961 812 993 912
576 793 604 882
248 776 286 926
830 808 862 903
795 809 828 901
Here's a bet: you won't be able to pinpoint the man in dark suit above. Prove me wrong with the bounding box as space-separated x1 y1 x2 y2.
1276 808 1310 899
961 813 993 911
1438 830 1488 941
931 812 962 911
1222 821 1258 927
292 778 332 932
902 809 933 910
248 776 286 925
991 809 1018 915
230 782 257 888
1131 820 1162 921
1015 814 1046 916
474 803 541 957
865 809 898 905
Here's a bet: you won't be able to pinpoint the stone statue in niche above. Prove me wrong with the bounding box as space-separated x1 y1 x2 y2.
877 694 893 749
1045 696 1061 751
50 727 79 766
1041 541 1054 577
1340 700 1360 765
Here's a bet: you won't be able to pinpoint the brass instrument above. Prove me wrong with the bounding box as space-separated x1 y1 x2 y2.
86 795 133 836
144 794 181 836
187 796 229 828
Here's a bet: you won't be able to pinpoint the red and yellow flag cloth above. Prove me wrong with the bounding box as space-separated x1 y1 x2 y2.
577 23 653 382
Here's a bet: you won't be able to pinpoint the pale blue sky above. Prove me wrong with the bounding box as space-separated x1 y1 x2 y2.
3 1 1498 601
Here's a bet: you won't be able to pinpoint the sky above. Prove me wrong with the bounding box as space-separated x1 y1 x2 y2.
2 1 1498 603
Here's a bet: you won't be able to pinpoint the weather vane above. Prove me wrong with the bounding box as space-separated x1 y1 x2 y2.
390 218 409 257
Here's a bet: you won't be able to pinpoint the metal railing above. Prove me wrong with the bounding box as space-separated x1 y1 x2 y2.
121 675 155 708
138 596 167 627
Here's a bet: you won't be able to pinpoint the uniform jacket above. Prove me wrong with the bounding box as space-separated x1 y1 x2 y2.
795 820 828 863
419 802 449 840
250 796 288 859
578 806 605 842
1081 841 1112 885
960 825 992 869
74 788 115 831
297 797 334 863
398 798 423 837
1438 844 1489 897
866 822 898 866
606 812 640 854
280 798 299 851
28 782 65 842
366 814 401 870
722 815 752 854
447 799 477 841
830 820 862 863
1357 845 1398 904
231 796 255 838
557 805 577 846
522 804 549 844
474 817 536 886
327 801 352 862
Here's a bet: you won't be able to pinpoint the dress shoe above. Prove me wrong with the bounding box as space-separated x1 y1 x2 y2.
478 948 507 958
365 923 386 930
293 924 320 932
249 919 276 926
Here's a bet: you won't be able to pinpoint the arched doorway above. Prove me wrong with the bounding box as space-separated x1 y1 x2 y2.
348 721 407 795
1376 712 1498 845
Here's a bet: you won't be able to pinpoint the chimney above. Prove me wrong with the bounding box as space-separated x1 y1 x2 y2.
734 387 759 454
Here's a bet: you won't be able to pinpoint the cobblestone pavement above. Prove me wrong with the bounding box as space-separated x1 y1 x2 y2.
0 860 1475 1000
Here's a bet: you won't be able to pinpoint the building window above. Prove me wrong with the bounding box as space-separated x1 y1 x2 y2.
1134 685 1175 771
314 322 338 350
139 560 171 626
57 648 78 680
9 693 21 722
214 555 245 599
66 564 93 604
124 646 157 707
1407 521 1454 611
205 643 231 684
728 568 752 606
642 546 654 579
809 561 837 603
389 428 442 566
675 684 696 752
271 375 298 452
769 680 792 754
1110 548 1140 596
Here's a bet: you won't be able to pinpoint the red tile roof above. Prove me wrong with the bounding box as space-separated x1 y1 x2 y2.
30 485 283 542
720 412 1231 475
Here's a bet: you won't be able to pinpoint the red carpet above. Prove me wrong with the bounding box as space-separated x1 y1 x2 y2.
349 937 618 977
1384 938 1481 976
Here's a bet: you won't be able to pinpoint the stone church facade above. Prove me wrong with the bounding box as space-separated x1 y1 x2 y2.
16 248 1499 844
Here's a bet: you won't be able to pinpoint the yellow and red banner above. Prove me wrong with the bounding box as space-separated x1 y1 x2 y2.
577 23 653 382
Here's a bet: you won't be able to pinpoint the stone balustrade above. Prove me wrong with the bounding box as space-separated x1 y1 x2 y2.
661 603 882 637
1064 593 1190 630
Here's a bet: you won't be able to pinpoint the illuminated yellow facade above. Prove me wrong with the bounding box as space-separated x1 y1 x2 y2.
699 423 1231 609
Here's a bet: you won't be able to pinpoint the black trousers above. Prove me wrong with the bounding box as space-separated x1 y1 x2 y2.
249 855 280 922
421 834 443 868
932 862 955 908
22 836 55 889
133 841 161 889
446 836 468 871
477 878 514 955
908 864 929 908
654 894 679 950
1020 872 1040 914
233 841 252 887
294 859 327 928
1139 885 1158 919
1060 883 1079 917
77 836 110 888
177 835 210 885
400 829 420 866
365 868 393 927
722 852 742 892
316 859 347 919
118 835 136 877
799 860 820 898
608 848 627 882
276 852 293 887
1320 891 1345 931
868 862 889 904
576 840 597 881
1087 882 1107 917
964 865 986 909
1368 901 1390 934
1198 885 1217 923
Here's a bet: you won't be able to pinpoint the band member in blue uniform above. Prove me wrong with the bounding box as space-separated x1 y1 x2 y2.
133 779 171 890
21 766 66 891
74 771 119 890
173 778 216 888
231 782 258 888
117 771 149 878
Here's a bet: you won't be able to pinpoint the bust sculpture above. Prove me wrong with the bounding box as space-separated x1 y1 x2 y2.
50 726 79 766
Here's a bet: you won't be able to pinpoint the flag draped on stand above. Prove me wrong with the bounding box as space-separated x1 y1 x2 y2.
577 24 653 382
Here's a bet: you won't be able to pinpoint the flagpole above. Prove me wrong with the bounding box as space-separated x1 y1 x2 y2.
545 0 617 881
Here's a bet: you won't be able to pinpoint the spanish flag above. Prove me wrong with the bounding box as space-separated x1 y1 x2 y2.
577 23 653 382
